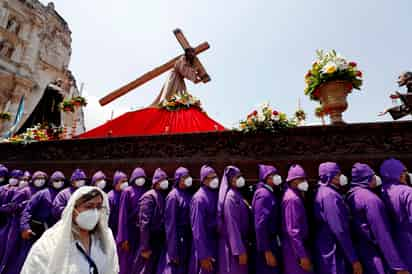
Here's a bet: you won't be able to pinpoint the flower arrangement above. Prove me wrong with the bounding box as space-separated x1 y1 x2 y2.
161 93 202 111
239 102 296 133
304 49 363 101
4 123 63 144
0 112 11 121
71 96 87 107
60 99 75 112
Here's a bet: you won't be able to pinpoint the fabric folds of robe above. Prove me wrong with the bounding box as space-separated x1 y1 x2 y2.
281 187 313 274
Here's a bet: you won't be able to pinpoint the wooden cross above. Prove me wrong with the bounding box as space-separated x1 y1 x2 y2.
99 29 211 106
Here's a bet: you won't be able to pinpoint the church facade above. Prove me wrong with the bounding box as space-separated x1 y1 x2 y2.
0 0 85 136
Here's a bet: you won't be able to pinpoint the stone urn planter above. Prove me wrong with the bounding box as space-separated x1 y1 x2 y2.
318 80 352 125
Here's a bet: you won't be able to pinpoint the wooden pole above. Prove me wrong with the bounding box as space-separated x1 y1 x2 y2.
99 42 210 106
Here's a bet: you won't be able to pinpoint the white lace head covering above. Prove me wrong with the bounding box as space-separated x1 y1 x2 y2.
47 186 118 274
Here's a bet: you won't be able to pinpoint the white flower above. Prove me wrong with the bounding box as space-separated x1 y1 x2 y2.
257 112 266 122
322 62 338 74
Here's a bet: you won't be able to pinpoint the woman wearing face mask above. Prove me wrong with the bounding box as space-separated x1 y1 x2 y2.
91 171 108 192
19 171 31 189
380 158 412 272
281 164 313 274
189 165 219 274
133 168 168 274
116 167 148 274
21 186 119 274
346 163 409 274
0 171 48 274
157 167 193 274
217 166 251 274
252 164 283 274
313 162 362 274
0 169 22 264
108 171 128 237
52 169 87 220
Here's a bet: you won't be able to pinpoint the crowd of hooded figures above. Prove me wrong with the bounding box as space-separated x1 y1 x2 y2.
0 158 411 274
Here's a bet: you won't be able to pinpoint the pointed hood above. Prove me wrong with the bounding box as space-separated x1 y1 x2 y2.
130 167 147 183
10 169 23 179
258 164 277 182
91 171 106 185
380 158 406 185
287 164 306 182
152 168 168 185
318 162 341 184
200 165 216 183
0 165 8 177
174 167 190 186
351 163 375 188
70 169 87 182
113 171 128 187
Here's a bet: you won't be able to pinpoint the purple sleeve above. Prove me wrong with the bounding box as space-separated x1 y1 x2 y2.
224 195 246 256
116 190 130 244
20 192 42 231
284 199 308 259
190 198 212 260
323 195 357 263
402 189 412 223
165 193 178 262
138 193 154 251
366 198 408 271
253 194 272 252
52 191 67 220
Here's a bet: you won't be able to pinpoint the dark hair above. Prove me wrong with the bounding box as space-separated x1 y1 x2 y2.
75 189 103 208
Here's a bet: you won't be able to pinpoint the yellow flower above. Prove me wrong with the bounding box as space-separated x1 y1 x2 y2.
240 122 246 129
247 118 254 126
325 66 336 74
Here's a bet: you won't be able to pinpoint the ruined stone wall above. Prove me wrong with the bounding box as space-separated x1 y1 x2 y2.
0 0 84 136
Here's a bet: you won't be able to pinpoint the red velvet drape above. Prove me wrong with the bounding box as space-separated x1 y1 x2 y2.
78 107 226 138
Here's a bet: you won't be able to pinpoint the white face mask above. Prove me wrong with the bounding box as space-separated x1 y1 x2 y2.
184 177 193 188
34 179 46 188
9 178 18 186
120 182 128 191
209 178 219 189
159 180 169 190
52 180 65 189
236 176 246 188
297 180 309 192
96 180 106 190
135 178 146 186
19 180 29 188
74 180 86 188
339 174 348 186
75 209 101 231
272 174 282 186
375 175 382 187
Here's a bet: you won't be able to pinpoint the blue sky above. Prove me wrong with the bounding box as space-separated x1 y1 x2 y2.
41 0 412 129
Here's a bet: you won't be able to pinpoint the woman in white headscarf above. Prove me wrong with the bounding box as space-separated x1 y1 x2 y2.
21 186 119 274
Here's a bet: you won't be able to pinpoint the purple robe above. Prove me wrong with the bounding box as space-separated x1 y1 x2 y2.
217 166 251 274
347 163 407 274
117 168 148 274
132 168 167 274
252 181 281 274
1 179 45 274
313 162 358 274
281 187 312 274
157 167 193 274
189 165 219 274
51 186 76 220
380 158 412 271
0 184 17 264
108 171 128 237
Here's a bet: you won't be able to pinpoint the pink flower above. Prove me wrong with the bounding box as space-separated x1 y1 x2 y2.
252 110 258 116
356 71 362 77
